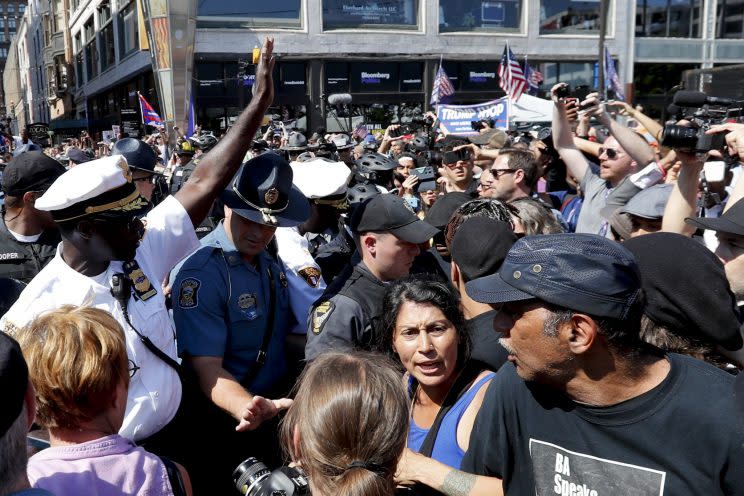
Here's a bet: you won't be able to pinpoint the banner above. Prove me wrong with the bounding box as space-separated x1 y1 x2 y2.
436 98 509 135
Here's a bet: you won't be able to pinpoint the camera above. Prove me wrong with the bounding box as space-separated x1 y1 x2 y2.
660 124 726 153
233 457 310 496
554 84 571 100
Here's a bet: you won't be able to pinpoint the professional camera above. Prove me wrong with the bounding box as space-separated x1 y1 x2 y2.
233 457 310 496
660 90 743 153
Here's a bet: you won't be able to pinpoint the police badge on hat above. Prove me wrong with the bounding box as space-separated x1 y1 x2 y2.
238 293 258 320
178 278 201 308
312 301 335 335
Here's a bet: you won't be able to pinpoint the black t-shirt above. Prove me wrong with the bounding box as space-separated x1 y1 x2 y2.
461 353 744 495
467 310 508 372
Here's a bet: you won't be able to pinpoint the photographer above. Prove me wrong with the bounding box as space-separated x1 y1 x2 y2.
378 124 405 157
551 83 665 235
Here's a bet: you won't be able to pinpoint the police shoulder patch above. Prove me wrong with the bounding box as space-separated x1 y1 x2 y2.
178 278 201 308
312 301 335 335
298 267 322 288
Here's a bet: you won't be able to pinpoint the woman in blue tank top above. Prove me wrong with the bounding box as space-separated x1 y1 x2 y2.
377 276 494 474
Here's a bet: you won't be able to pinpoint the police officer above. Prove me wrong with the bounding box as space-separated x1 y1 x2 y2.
282 131 308 162
111 138 167 206
171 153 309 492
305 193 438 359
168 139 197 195
0 152 65 283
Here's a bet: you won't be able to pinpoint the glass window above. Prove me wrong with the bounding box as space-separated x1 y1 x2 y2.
85 18 98 80
8 4 14 14
196 62 227 97
19 4 24 14
74 32 83 86
540 0 603 35
100 22 115 70
99 3 111 24
717 0 744 38
349 62 400 92
636 0 701 38
323 0 419 30
8 18 15 29
557 62 595 87
117 0 138 58
197 0 301 29
440 0 522 33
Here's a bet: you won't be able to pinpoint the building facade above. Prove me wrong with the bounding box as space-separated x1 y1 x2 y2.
5 0 744 137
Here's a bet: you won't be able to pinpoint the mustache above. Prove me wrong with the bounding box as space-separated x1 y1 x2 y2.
499 338 514 354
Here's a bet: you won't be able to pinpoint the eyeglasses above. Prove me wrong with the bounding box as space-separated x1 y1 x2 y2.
445 161 468 170
491 169 517 178
128 359 140 378
477 181 493 190
598 147 620 159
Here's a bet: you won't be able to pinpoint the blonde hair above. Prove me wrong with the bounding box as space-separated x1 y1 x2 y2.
281 352 409 496
15 305 128 429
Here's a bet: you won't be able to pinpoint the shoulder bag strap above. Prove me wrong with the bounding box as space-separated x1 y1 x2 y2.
239 264 277 389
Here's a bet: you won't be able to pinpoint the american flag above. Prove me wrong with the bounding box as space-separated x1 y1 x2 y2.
498 45 528 102
604 47 625 101
430 63 455 106
137 92 164 128
524 61 544 96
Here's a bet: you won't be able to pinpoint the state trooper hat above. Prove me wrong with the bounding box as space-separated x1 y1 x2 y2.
282 132 308 151
111 138 161 175
351 194 439 244
35 155 150 222
467 234 643 320
220 153 310 228
1 151 66 196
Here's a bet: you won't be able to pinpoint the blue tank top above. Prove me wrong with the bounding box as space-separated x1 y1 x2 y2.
408 372 495 469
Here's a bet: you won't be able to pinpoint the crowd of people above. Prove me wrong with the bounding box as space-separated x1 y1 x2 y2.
1 37 744 496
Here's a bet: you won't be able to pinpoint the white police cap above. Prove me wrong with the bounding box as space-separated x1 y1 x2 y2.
290 158 351 200
35 154 149 222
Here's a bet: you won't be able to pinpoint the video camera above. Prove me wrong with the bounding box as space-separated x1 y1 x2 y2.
660 90 743 153
233 457 310 496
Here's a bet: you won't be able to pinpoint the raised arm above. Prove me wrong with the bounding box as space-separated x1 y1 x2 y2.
662 151 703 236
582 93 656 167
707 123 744 213
551 83 589 182
175 37 276 226
610 100 663 142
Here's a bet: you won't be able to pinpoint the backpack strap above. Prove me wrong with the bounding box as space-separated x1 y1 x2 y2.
160 456 188 496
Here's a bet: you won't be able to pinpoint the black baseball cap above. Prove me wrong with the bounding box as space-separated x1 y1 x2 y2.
0 332 29 437
351 194 439 244
1 151 66 196
451 218 516 282
467 233 642 319
425 192 472 229
686 197 744 237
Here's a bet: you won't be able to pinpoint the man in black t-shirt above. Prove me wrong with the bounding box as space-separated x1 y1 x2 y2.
397 234 744 495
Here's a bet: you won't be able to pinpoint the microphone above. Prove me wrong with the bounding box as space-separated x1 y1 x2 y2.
327 93 353 106
110 273 131 311
673 90 738 107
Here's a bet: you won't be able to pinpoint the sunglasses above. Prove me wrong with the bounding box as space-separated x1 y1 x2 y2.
133 175 157 184
598 147 620 159
491 168 517 178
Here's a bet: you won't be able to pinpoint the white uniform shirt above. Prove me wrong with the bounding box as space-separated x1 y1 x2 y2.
1 195 199 441
275 226 327 334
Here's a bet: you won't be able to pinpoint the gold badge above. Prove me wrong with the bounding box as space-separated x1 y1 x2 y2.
264 187 279 205
312 301 335 335
298 267 322 288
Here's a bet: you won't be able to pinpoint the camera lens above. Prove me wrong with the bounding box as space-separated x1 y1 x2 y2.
660 124 700 151
233 458 272 496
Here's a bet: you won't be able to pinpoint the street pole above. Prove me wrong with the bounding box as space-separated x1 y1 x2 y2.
598 0 609 99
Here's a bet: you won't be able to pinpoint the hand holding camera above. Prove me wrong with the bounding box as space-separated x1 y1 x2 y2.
706 122 744 162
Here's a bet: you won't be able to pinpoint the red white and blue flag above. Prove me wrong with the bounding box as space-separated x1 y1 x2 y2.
138 92 164 128
498 44 527 102
430 62 455 106
604 47 625 101
524 58 544 96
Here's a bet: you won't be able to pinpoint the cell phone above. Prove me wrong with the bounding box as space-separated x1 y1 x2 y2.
555 84 571 99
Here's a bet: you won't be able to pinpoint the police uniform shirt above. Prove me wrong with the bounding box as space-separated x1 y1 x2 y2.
305 262 386 360
172 222 292 395
1 195 200 442
0 215 59 283
274 226 326 334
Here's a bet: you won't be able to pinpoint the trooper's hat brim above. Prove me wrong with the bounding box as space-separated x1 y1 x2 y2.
220 184 310 228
